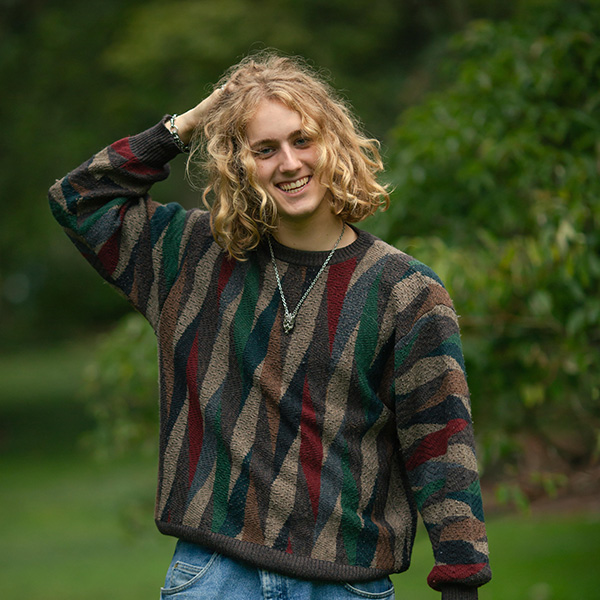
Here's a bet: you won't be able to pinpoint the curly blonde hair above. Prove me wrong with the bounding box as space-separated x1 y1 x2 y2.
187 50 389 260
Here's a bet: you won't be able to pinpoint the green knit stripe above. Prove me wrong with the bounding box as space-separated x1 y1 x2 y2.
355 270 384 420
414 479 445 511
233 261 261 377
48 122 490 586
211 402 231 534
161 207 187 289
340 441 360 564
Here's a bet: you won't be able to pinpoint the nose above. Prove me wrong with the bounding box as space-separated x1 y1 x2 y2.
278 144 302 172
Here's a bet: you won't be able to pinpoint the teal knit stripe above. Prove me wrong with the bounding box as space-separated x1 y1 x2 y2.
47 122 490 587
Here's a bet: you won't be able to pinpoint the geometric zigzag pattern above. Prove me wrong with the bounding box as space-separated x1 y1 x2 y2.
49 121 491 592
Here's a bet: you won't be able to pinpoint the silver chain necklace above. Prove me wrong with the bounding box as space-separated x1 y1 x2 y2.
267 223 346 334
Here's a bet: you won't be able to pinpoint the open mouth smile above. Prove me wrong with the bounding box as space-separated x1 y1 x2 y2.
276 176 311 193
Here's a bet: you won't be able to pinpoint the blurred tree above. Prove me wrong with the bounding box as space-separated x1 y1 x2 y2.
374 0 600 474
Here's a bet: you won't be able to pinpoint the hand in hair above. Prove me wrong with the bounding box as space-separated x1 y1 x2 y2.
165 84 229 145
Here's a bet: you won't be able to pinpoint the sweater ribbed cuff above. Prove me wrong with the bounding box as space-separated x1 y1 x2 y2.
440 585 478 600
126 116 183 168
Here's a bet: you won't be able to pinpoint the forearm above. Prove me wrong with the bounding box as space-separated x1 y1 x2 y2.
395 265 491 593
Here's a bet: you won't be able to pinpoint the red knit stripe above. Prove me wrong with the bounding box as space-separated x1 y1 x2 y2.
97 204 127 275
406 419 468 471
299 376 323 520
327 259 356 352
112 138 163 175
428 562 487 586
186 329 203 486
217 255 236 302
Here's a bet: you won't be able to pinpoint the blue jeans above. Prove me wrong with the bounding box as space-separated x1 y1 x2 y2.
161 540 396 599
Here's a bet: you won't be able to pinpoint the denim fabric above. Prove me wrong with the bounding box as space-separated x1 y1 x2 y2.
160 540 396 599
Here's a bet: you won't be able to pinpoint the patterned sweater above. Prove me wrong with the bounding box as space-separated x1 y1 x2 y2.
49 119 491 598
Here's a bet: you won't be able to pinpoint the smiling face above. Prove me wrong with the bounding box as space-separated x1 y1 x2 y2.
245 99 335 234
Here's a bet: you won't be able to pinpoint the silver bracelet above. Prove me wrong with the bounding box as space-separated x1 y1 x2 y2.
168 114 190 153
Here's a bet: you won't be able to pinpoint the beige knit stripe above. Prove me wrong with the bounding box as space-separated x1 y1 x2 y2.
426 302 460 324
261 328 283 454
357 411 390 516
246 258 285 453
173 242 224 340
157 270 190 414
403 422 448 448
422 498 477 525
413 284 454 322
321 320 361 457
396 355 463 396
388 272 431 316
263 434 301 546
440 442 478 472
146 225 168 326
344 240 391 292
380 464 415 568
253 258 280 320
226 385 264 499
275 267 324 394
373 517 395 570
439 518 487 542
157 401 189 516
50 178 68 208
196 294 240 405
311 491 344 562
371 238 403 259
89 148 110 175
177 210 207 265
109 203 146 280
240 475 266 545
182 459 217 528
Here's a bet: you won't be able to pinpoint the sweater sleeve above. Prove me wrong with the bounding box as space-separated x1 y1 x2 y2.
394 260 491 599
48 118 205 329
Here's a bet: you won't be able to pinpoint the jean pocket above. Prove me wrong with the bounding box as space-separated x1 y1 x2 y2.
343 577 395 599
161 546 219 596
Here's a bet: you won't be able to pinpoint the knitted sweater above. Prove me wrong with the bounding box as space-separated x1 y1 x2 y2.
49 119 491 599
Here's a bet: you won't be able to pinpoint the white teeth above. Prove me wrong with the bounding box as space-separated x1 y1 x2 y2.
278 176 309 192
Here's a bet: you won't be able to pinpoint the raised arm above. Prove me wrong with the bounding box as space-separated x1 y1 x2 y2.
47 88 225 328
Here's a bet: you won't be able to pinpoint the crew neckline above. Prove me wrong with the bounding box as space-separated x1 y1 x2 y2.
260 224 373 266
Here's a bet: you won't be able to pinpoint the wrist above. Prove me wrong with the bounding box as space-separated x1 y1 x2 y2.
165 114 191 153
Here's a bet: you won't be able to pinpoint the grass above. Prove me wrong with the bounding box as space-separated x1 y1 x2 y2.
2 343 599 599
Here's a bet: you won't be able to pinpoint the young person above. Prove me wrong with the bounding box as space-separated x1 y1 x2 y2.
49 52 491 599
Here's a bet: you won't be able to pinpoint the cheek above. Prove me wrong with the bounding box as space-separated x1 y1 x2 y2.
254 161 272 186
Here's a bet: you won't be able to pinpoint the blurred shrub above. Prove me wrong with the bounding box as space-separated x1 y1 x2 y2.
82 314 158 460
376 0 600 472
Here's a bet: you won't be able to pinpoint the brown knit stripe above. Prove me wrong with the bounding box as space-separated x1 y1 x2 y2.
48 121 490 586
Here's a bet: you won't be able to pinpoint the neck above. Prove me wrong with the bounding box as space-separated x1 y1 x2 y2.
273 216 356 251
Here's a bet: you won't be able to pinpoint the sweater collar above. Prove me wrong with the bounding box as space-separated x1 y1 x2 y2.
258 224 374 267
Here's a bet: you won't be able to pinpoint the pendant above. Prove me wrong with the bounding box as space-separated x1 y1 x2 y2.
283 313 295 334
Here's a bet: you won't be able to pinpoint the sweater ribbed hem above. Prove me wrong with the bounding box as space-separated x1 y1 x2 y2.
157 520 397 583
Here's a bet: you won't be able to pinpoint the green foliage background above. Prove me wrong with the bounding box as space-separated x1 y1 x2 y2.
374 0 600 477
1 0 598 490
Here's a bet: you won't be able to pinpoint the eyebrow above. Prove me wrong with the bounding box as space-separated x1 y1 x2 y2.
249 130 305 150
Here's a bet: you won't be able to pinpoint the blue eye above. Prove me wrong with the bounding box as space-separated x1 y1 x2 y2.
254 147 274 158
